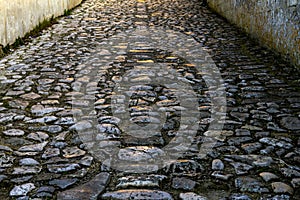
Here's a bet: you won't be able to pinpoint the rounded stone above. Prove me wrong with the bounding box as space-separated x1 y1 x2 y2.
3 129 25 136
271 182 294 195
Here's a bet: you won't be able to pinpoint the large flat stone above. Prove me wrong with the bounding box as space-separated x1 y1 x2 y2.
57 172 110 200
102 189 173 199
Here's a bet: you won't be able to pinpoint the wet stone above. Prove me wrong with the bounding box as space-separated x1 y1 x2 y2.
0 175 7 182
117 175 166 188
212 159 225 170
49 178 78 189
8 100 29 109
26 116 58 124
291 178 300 188
21 92 41 100
0 145 13 152
42 148 60 159
29 125 62 134
280 168 300 178
79 156 93 166
241 142 262 154
226 155 273 167
260 172 279 182
230 162 253 175
3 129 25 136
280 117 300 130
102 189 173 200
31 105 64 116
260 146 275 155
18 141 48 152
118 146 164 162
0 0 299 198
211 172 233 181
0 112 17 123
11 176 33 184
19 158 40 166
179 192 208 200
170 160 204 174
228 193 251 200
10 183 35 197
63 146 86 158
97 123 121 135
0 153 15 168
47 163 80 173
69 120 93 131
26 132 49 142
271 182 294 195
12 166 42 175
172 177 196 190
57 172 110 200
235 129 251 136
36 186 55 194
227 137 252 146
235 177 267 193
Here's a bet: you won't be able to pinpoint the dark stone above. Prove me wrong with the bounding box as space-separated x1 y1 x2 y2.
57 173 110 200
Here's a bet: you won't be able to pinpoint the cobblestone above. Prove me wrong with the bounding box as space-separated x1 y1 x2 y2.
0 0 299 199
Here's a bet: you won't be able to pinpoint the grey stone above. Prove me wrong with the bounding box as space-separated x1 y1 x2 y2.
49 178 78 189
69 120 93 131
12 166 42 175
63 146 86 158
3 129 25 136
228 193 251 200
42 148 60 159
11 176 33 184
291 178 300 188
271 182 294 195
79 156 94 166
118 146 164 162
280 168 300 178
57 173 110 200
179 192 208 200
235 177 267 193
212 159 225 170
230 162 253 175
0 145 13 152
102 189 173 199
172 177 196 190
10 183 35 196
26 132 49 142
47 163 80 173
117 175 166 188
211 171 233 180
260 172 279 182
280 117 300 130
18 141 48 152
19 158 40 166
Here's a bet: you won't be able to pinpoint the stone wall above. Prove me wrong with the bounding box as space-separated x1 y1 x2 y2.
207 0 300 67
0 0 82 48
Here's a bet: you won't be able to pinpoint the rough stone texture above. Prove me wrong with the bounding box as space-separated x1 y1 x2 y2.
0 0 300 199
207 0 300 67
57 172 110 200
102 189 173 200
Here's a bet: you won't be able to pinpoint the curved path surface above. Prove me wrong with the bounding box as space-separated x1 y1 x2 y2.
0 0 299 199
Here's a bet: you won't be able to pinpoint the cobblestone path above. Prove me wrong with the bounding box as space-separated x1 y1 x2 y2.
0 0 300 199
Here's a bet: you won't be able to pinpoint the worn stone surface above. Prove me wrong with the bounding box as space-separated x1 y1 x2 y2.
57 172 110 200
0 0 299 199
271 182 294 195
102 189 173 199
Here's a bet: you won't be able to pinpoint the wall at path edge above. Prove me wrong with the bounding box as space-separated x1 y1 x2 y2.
207 0 300 67
0 0 82 48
